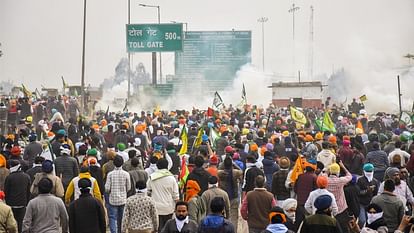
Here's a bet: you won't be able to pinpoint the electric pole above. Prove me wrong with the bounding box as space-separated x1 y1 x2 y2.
289 3 300 78
308 6 314 81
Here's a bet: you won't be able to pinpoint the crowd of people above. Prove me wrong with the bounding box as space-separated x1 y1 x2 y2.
1 95 414 233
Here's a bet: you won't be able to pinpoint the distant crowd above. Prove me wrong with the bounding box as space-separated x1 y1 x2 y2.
0 95 414 233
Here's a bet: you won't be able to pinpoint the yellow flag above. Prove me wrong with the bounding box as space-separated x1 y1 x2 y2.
179 126 188 155
290 106 307 125
194 128 204 149
359 95 367 102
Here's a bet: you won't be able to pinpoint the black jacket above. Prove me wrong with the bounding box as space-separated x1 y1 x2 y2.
161 218 198 233
357 176 379 206
68 193 106 233
54 155 79 189
89 166 104 196
4 171 31 206
187 167 211 194
300 212 343 233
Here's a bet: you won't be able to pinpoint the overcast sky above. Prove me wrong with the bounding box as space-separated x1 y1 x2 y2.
1 0 413 92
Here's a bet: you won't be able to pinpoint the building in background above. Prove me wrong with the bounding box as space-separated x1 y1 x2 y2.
268 81 323 108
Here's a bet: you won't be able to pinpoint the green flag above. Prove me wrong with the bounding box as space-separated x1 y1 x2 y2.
315 111 336 133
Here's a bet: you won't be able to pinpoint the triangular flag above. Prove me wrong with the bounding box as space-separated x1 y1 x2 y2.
212 91 224 110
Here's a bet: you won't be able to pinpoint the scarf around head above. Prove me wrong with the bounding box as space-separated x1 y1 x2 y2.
185 180 201 202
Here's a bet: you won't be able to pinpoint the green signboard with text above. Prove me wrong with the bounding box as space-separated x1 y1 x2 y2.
126 24 183 52
174 31 251 91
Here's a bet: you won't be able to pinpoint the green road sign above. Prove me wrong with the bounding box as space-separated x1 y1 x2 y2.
174 31 251 91
126 24 183 52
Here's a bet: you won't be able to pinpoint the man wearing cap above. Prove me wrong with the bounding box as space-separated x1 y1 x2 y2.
30 160 65 198
305 176 338 216
371 179 404 232
23 133 42 168
300 195 342 233
326 161 352 233
241 175 276 233
22 178 68 233
54 144 79 191
378 167 414 209
4 160 31 233
272 156 291 208
68 178 106 233
122 180 158 233
105 156 131 233
65 166 102 205
117 143 129 162
357 163 380 228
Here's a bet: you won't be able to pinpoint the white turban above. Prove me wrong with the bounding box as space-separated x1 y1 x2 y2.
282 198 297 212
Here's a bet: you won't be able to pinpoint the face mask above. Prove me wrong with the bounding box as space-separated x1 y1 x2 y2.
176 215 187 221
367 212 383 224
364 171 374 182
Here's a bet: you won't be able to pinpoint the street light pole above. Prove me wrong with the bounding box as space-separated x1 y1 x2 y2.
138 4 161 85
257 17 268 71
289 3 300 78
127 0 131 102
80 0 87 114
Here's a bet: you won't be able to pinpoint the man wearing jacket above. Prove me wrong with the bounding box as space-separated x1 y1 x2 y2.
147 158 179 232
54 144 79 191
4 160 30 233
22 177 68 233
241 175 276 233
371 179 404 232
65 166 102 205
161 201 198 233
68 178 106 233
198 197 235 233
